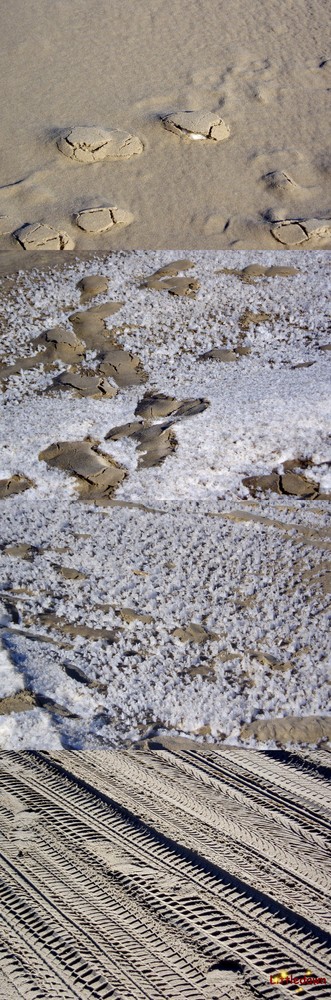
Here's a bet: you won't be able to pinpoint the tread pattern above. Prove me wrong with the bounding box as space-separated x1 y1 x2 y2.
0 746 330 998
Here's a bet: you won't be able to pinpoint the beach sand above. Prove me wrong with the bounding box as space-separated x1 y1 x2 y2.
0 250 330 750
0 744 330 997
0 0 331 260
1 4 331 995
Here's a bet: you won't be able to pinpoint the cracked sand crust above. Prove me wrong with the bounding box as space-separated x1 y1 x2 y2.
76 206 133 233
161 110 230 141
271 218 331 245
39 438 126 504
0 474 34 499
15 223 75 251
57 126 143 162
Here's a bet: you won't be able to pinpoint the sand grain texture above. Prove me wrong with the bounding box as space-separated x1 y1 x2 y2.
1 0 330 256
0 746 330 997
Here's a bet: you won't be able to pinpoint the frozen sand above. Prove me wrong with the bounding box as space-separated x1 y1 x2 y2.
0 250 330 750
0 0 331 256
0 745 330 997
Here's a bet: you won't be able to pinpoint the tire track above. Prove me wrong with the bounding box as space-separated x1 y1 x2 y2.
0 748 330 998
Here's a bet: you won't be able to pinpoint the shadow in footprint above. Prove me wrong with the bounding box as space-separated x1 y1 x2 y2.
205 958 255 998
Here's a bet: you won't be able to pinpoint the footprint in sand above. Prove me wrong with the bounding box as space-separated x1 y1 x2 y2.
161 110 230 141
105 418 177 468
75 206 134 233
99 348 147 388
243 459 321 500
53 371 117 399
172 623 219 644
199 347 240 363
37 613 118 644
241 714 331 745
0 326 85 381
140 259 200 297
261 169 298 196
57 126 143 162
68 302 124 351
135 392 209 421
15 222 75 251
271 218 331 245
205 958 256 999
39 438 127 506
236 263 299 281
77 275 109 302
250 146 321 194
0 474 34 500
106 393 209 469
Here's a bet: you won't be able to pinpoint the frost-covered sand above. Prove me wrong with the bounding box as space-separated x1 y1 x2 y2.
0 0 331 258
0 249 330 750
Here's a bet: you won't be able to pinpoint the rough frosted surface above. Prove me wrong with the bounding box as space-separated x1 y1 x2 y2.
0 250 330 749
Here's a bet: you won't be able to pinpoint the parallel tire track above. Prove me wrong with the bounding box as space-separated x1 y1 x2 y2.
0 747 330 999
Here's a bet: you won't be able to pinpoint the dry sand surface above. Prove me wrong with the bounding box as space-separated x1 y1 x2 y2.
0 249 330 750
0 744 330 997
0 0 331 257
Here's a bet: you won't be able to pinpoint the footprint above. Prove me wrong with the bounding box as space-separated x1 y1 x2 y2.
248 651 291 672
0 474 34 499
161 110 230 141
69 302 124 351
76 206 133 233
15 222 74 251
57 126 143 162
77 275 109 302
199 347 239 363
105 421 145 441
205 958 256 999
35 326 85 363
142 258 195 278
106 394 209 470
106 418 177 468
99 348 147 387
172 623 219 643
237 264 299 280
2 543 41 561
271 218 331 245
37 612 119 643
115 607 154 625
243 464 320 499
0 326 85 381
53 371 117 399
135 393 209 420
261 169 298 195
241 715 331 745
140 262 199 296
0 690 37 716
39 438 127 505
133 424 178 468
134 392 184 420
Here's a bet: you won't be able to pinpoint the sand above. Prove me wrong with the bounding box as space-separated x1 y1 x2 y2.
0 0 331 263
0 744 330 997
0 249 330 751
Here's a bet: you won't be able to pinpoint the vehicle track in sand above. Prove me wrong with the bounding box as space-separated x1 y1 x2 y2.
0 745 330 998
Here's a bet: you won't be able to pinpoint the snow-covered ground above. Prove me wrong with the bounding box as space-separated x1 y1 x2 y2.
0 250 330 748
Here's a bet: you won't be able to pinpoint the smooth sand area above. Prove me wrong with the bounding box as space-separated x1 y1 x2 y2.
0 745 330 997
0 250 330 750
0 0 330 258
